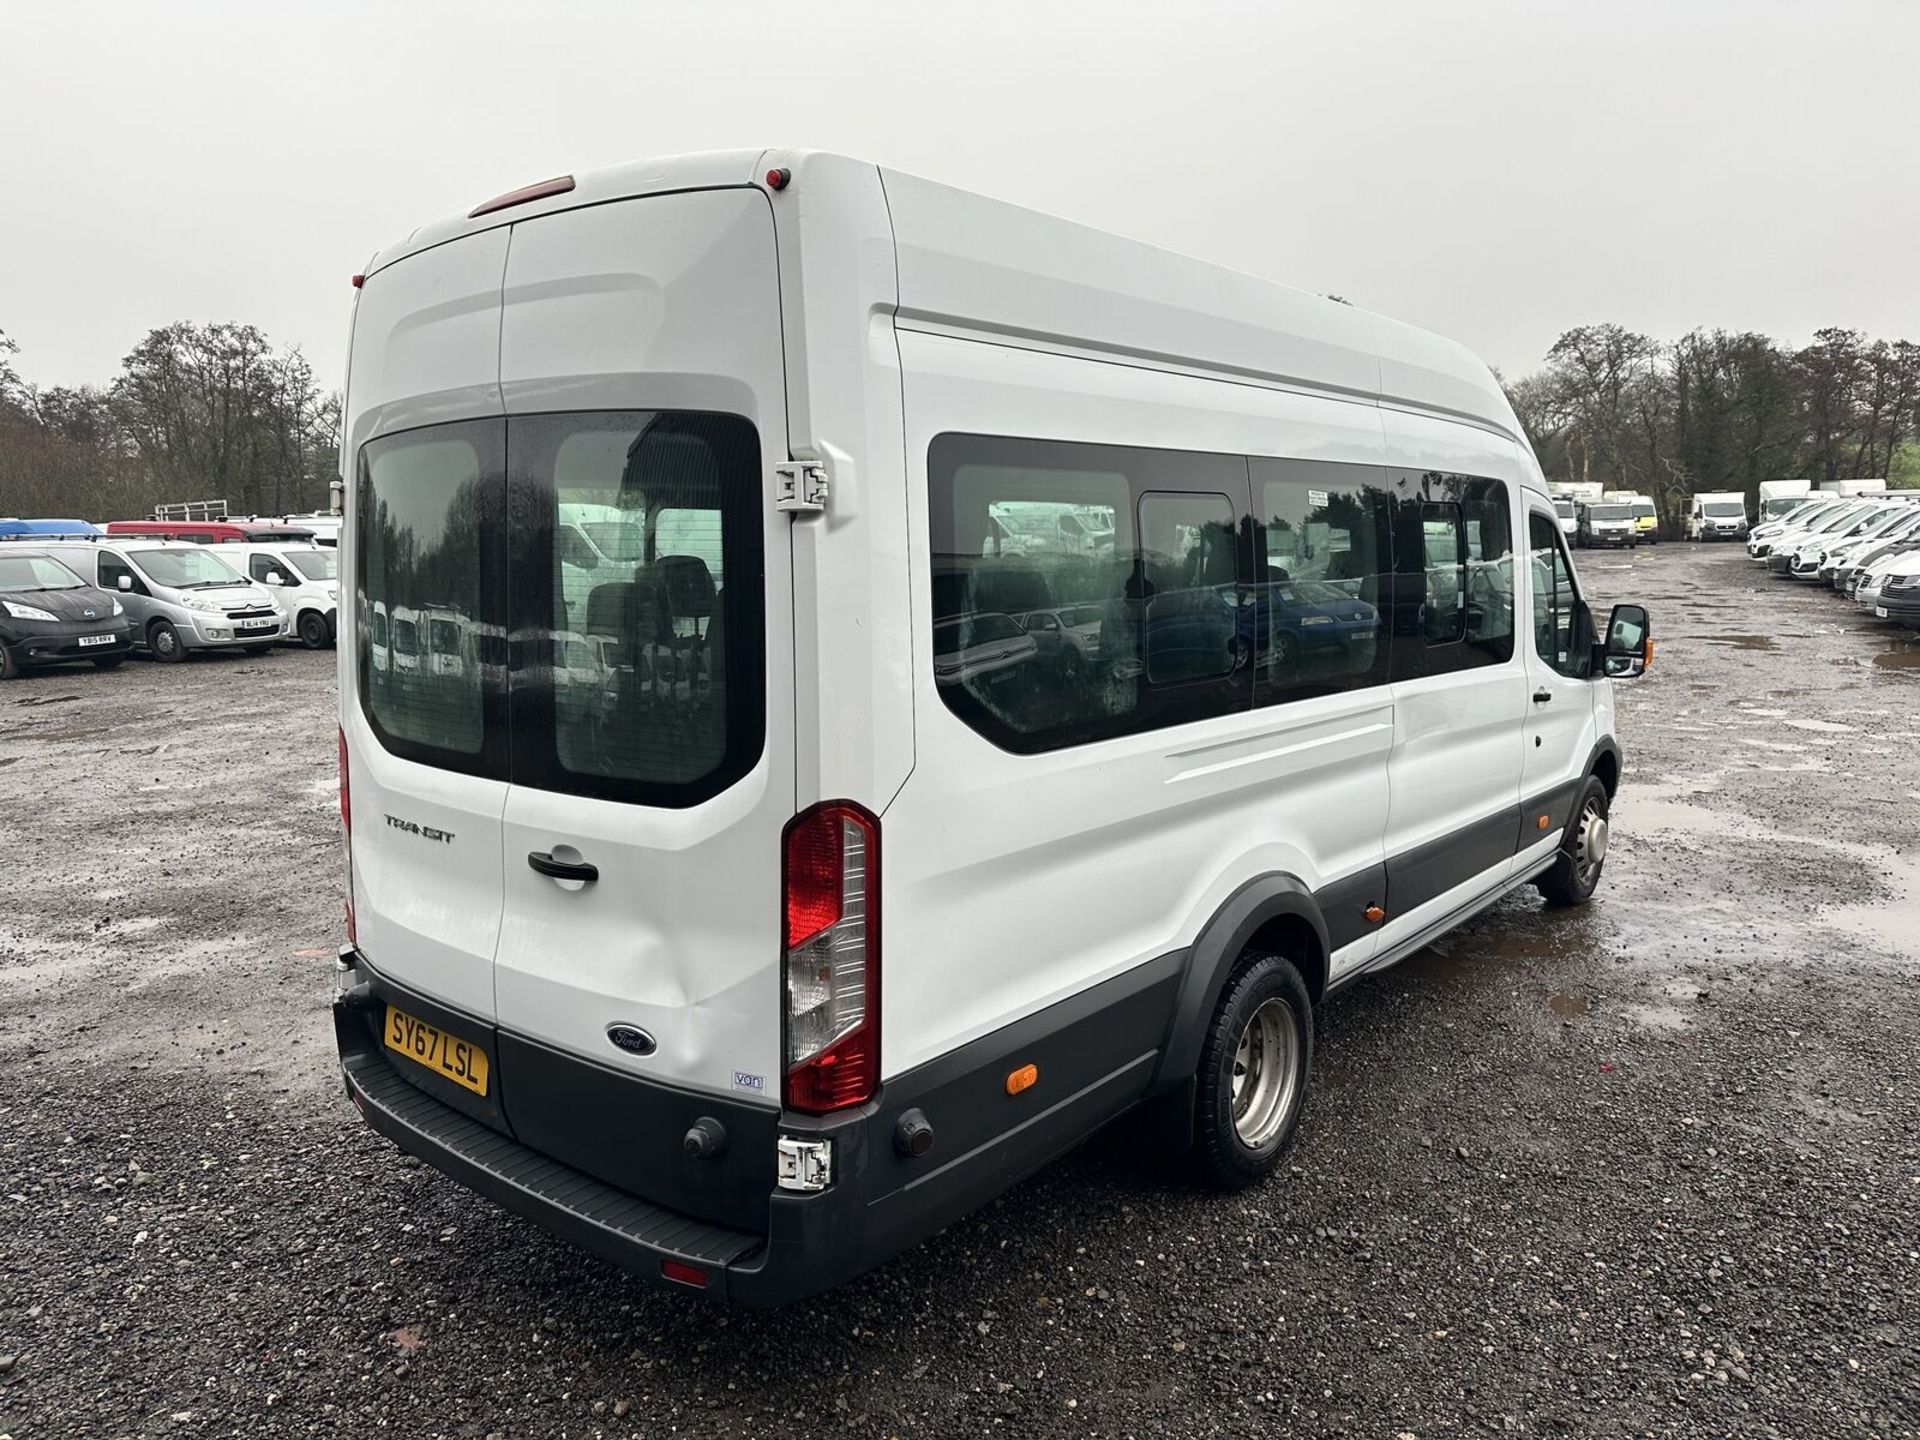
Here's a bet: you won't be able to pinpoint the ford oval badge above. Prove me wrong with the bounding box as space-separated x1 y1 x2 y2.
606 1023 657 1057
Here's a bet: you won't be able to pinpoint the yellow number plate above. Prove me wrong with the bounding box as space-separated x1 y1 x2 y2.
384 1006 490 1096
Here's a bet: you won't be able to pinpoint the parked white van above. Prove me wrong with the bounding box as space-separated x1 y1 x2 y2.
332 151 1651 1307
222 541 340 648
39 537 286 660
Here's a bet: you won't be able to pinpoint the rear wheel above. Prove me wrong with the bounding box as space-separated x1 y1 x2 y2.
1193 952 1313 1189
149 620 186 663
297 611 332 649
91 654 126 670
1536 775 1610 907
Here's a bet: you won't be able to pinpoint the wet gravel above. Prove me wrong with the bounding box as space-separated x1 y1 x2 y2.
2 547 1916 1439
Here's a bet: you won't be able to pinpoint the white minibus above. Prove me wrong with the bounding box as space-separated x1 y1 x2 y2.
332 151 1651 1306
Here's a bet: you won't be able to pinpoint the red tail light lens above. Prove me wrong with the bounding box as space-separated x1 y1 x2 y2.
660 1259 709 1288
782 802 879 1114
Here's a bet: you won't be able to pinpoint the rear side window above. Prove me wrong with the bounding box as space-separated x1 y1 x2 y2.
928 434 1251 753
356 421 508 775
508 411 764 806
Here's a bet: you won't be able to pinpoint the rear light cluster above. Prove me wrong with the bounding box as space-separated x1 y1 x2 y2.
338 727 356 946
782 802 879 1114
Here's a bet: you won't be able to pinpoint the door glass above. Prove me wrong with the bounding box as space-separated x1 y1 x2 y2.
508 410 765 807
1529 511 1584 678
1138 491 1238 683
356 420 506 772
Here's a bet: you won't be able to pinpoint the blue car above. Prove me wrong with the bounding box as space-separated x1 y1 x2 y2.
1243 576 1379 670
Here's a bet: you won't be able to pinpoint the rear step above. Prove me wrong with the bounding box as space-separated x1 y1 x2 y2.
339 1018 762 1290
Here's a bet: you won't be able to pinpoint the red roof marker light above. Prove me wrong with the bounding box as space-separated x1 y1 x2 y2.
765 167 791 191
468 174 576 219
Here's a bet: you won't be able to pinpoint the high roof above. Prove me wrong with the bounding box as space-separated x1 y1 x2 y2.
363 148 1522 443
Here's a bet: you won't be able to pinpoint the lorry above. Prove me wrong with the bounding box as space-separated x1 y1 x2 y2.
1758 479 1812 521
1818 479 1887 498
1686 491 1749 541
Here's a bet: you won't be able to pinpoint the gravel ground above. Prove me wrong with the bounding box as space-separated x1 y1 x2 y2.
1 546 1916 1440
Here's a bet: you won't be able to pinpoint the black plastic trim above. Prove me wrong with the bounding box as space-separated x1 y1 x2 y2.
1385 805 1520 915
1317 863 1385 953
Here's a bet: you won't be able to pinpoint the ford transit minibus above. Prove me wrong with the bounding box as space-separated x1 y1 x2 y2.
332 150 1651 1306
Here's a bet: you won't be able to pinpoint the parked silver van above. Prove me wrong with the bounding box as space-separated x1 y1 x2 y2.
38 538 287 660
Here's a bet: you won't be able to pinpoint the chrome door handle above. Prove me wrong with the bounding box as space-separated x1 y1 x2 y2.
1532 688 1553 704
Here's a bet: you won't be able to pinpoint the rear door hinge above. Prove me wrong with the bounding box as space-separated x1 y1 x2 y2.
774 460 828 515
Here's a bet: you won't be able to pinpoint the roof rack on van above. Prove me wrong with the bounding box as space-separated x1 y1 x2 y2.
153 500 230 522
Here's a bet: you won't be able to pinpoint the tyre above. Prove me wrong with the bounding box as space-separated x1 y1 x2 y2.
297 611 332 649
1535 774 1610 907
1193 951 1313 1190
149 620 186 663
0 644 19 681
91 654 126 670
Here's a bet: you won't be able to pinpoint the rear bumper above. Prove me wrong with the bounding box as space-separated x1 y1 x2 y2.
334 943 1178 1306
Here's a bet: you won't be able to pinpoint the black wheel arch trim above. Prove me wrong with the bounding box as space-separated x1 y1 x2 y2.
1585 736 1623 794
1149 872 1328 1101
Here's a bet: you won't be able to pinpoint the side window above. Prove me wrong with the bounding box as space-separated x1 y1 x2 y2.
248 554 278 583
1529 511 1584 678
97 551 132 591
1389 472 1515 679
356 419 506 774
1250 459 1393 703
927 434 1250 753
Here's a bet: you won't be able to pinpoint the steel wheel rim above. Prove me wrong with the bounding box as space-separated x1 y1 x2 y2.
154 627 177 658
1575 798 1609 886
1230 997 1299 1148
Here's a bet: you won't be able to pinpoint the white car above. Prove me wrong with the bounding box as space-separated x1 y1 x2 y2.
1747 497 1849 557
1779 503 1912 580
222 541 340 648
1856 548 1920 611
331 149 1650 1307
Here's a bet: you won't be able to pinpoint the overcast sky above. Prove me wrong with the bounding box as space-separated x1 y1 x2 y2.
4 0 1916 393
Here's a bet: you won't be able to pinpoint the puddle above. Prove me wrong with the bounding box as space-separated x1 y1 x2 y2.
1546 991 1591 1019
1705 634 1779 651
1874 643 1920 671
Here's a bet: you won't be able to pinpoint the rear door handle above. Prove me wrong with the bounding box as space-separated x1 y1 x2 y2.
528 851 599 884
1532 688 1553 704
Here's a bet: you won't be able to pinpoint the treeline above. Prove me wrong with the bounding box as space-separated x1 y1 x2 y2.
1507 324 1920 520
0 323 340 522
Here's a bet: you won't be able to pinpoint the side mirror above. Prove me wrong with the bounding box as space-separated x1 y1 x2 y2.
266 571 286 586
117 575 133 592
1598 602 1652 678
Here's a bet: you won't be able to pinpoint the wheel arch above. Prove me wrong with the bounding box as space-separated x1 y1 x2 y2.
1150 873 1329 1099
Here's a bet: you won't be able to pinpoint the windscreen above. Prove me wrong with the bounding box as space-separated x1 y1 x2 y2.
1589 504 1634 520
1702 502 1745 517
1554 500 1575 519
0 555 86 591
285 548 337 581
131 547 247 588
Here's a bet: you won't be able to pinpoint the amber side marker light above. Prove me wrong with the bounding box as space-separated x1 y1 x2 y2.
1006 1063 1038 1096
1364 904 1386 925
1537 814 1552 831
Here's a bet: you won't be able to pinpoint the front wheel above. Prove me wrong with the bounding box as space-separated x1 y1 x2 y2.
1193 952 1313 1189
1536 775 1610 907
297 611 332 649
0 644 20 681
149 620 186 663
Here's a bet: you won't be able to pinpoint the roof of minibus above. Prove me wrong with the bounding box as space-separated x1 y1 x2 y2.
364 148 1527 447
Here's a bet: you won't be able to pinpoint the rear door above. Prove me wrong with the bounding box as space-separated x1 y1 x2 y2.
492 190 795 1104
344 230 512 1022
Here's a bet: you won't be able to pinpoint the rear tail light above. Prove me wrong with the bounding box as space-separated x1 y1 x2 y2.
339 727 356 946
782 801 879 1114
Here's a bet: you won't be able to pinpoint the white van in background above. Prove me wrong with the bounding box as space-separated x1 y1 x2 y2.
1686 491 1749 541
223 541 339 648
1758 479 1811 521
332 150 1651 1307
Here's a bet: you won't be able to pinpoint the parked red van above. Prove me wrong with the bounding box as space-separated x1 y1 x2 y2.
104 519 317 544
